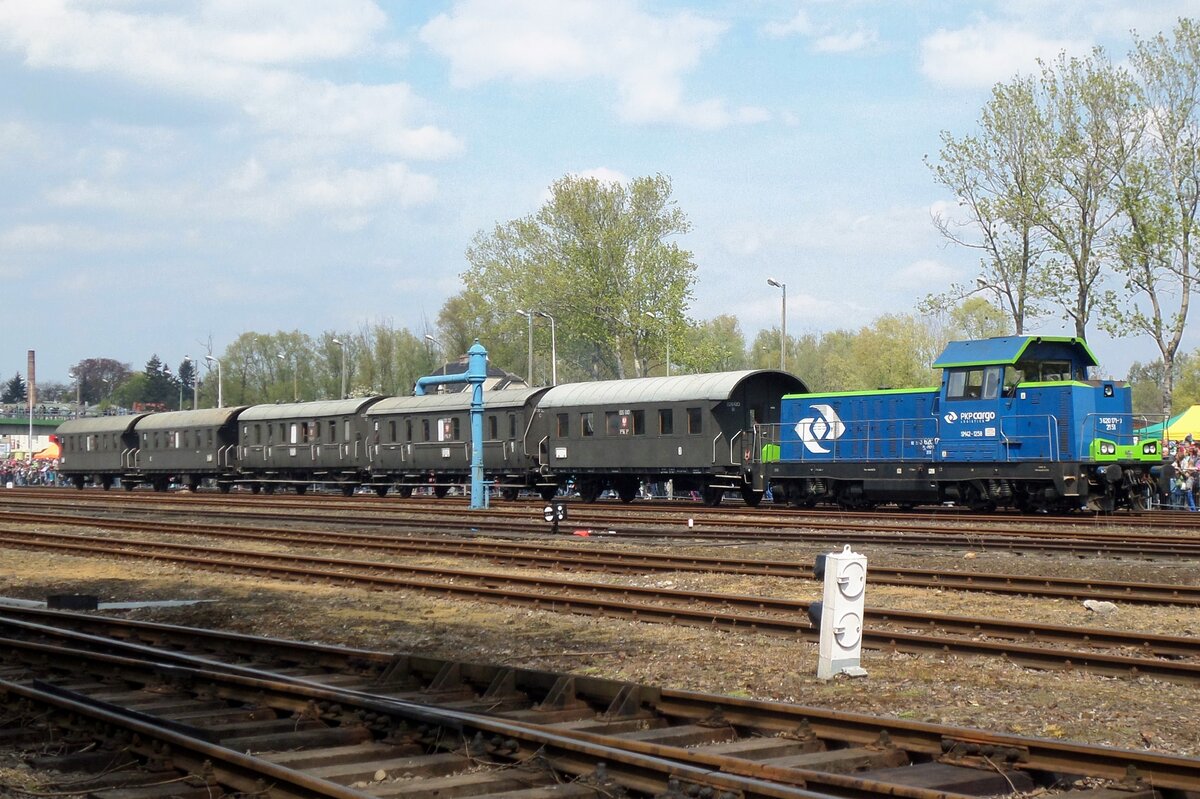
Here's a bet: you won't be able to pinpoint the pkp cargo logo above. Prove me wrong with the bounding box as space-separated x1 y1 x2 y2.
795 404 846 454
943 411 958 425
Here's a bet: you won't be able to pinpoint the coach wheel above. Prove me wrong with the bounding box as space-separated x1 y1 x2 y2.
374 485 389 498
578 480 602 503
895 502 916 512
263 484 276 495
615 479 638 504
217 482 232 494
72 475 85 490
152 478 169 493
702 487 724 507
501 488 520 502
539 486 558 502
186 477 200 492
250 483 261 494
294 484 308 495
740 485 763 507
100 475 113 491
397 486 414 498
123 481 136 492
341 484 356 497
433 484 450 499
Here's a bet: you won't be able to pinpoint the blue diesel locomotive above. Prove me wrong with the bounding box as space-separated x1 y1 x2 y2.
756 336 1161 512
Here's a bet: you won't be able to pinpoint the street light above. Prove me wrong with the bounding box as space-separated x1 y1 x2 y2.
535 311 557 385
277 353 297 401
423 334 449 377
644 312 671 377
331 338 346 398
204 355 223 408
515 310 534 386
767 278 787 371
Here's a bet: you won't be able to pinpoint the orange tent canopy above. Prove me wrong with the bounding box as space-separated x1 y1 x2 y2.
33 441 60 460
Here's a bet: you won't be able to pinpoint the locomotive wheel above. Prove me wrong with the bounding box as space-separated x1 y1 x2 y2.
740 486 763 507
294 484 308 495
433 484 450 499
702 487 724 507
578 481 602 503
341 484 356 497
539 486 558 502
374 485 389 498
501 488 520 502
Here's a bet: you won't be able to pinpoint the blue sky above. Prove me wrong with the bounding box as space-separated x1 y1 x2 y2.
1 0 1195 386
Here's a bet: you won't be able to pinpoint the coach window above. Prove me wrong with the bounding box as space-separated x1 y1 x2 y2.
328 420 337 442
389 420 397 442
405 419 413 442
343 419 351 441
632 409 645 435
422 419 431 441
581 412 595 437
452 418 461 439
289 423 298 445
687 407 702 435
605 411 619 435
489 415 498 439
509 414 517 438
556 413 569 437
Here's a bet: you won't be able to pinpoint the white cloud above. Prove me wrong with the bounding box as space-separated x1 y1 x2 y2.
0 223 158 251
761 8 877 54
890 258 959 287
920 22 1090 89
0 1 459 159
420 0 766 129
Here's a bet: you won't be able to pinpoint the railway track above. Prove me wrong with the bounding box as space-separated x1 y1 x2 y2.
4 509 1199 606
2 527 1198 683
7 491 1200 558
0 606 1195 796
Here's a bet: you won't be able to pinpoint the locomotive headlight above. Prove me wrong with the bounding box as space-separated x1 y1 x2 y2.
1143 441 1158 455
1099 442 1116 455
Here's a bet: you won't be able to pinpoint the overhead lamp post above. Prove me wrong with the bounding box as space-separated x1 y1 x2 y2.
423 334 449 376
183 355 197 410
534 311 557 385
331 338 346 398
515 310 534 386
767 278 787 371
277 353 297 401
204 355 223 408
644 312 670 377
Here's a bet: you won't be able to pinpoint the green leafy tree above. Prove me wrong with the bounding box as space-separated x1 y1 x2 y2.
946 296 1012 340
462 173 697 380
1101 19 1200 419
675 315 748 374
1035 48 1141 338
926 74 1051 333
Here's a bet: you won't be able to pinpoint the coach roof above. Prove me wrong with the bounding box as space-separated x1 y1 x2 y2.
56 414 149 435
535 370 807 409
367 387 548 415
239 397 383 422
134 407 247 431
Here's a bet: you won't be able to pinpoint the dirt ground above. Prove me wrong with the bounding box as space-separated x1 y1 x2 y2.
1 527 1199 765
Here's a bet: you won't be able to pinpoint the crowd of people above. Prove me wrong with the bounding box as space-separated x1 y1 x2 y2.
1163 438 1200 511
0 458 59 487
